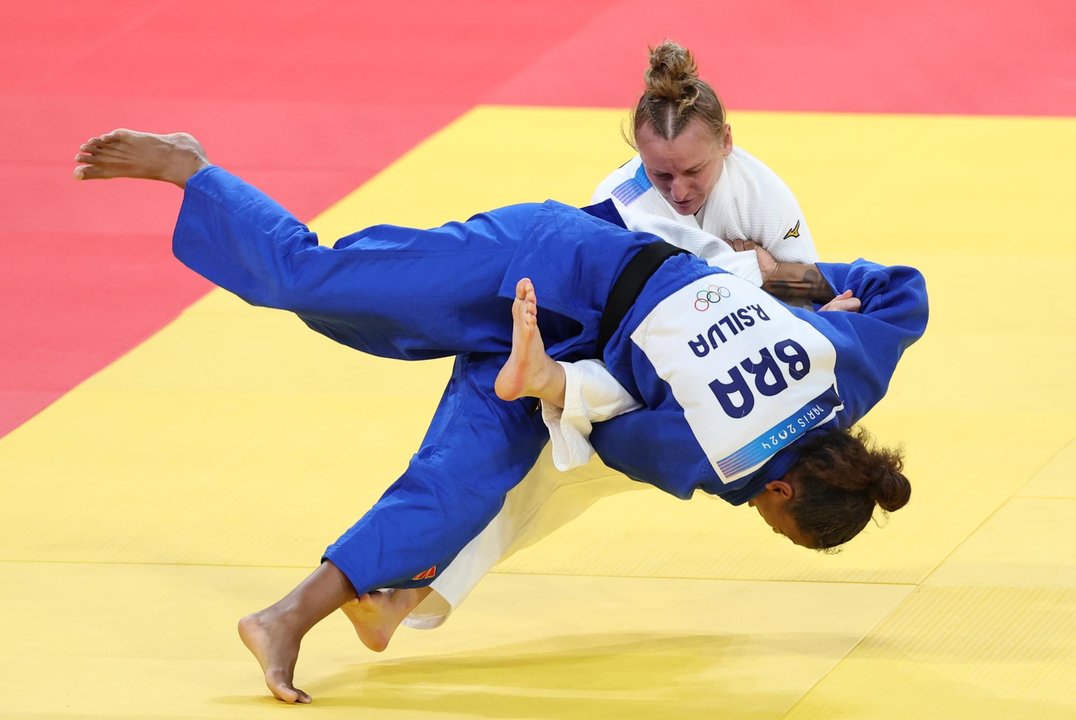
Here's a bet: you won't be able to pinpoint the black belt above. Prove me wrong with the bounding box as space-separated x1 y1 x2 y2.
596 241 688 356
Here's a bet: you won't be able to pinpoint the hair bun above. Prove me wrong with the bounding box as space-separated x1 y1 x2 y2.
630 40 725 145
648 40 698 80
871 467 911 512
645 40 699 101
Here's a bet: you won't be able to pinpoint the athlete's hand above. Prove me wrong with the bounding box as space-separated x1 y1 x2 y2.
818 289 861 313
724 239 779 281
724 238 760 253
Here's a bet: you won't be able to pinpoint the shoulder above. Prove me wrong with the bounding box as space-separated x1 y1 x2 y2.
726 146 793 195
722 146 805 221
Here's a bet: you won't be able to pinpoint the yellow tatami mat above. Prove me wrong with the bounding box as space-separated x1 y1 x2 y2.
1 561 910 719
2 107 1074 718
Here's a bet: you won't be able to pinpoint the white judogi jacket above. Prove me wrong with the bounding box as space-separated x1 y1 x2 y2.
545 147 821 469
592 146 818 285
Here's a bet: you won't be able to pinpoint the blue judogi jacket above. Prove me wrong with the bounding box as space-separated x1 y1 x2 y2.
172 166 928 591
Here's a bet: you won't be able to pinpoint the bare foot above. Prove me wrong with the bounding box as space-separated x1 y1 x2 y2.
237 610 312 704
73 128 209 187
495 278 565 404
340 588 431 652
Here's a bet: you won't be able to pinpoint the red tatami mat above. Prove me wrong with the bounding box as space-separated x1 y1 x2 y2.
1 0 1074 437
0 0 621 436
486 0 1076 115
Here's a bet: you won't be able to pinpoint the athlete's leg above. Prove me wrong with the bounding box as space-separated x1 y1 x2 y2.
358 277 641 641
74 130 553 360
322 355 548 593
169 165 545 360
337 284 565 648
238 355 547 701
74 130 660 367
401 447 632 631
237 560 353 704
358 280 616 643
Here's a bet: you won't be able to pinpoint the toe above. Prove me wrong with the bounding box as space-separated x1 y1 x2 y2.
269 680 300 704
73 165 107 180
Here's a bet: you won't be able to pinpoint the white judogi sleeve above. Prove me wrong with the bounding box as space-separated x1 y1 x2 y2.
541 359 642 470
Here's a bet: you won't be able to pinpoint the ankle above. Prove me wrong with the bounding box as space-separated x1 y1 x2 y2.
530 358 565 406
165 149 208 188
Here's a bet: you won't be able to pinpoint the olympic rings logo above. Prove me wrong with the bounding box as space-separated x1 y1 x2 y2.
694 285 731 311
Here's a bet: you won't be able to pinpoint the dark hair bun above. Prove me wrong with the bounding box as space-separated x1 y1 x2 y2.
871 466 911 512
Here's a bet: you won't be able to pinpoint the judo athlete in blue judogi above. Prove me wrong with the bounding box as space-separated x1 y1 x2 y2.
74 129 927 703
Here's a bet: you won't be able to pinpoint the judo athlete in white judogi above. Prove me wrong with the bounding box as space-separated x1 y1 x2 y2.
406 38 825 630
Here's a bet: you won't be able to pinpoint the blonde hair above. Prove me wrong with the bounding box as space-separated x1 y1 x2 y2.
628 40 727 147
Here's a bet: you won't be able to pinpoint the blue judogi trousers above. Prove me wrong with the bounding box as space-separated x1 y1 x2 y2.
172 166 654 594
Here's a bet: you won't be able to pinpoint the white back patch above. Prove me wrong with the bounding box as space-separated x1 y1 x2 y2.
631 274 842 484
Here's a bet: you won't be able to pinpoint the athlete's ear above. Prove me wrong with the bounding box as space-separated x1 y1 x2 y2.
721 123 733 156
763 479 794 500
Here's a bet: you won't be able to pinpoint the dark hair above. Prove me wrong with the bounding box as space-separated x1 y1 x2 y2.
628 40 727 146
787 426 910 550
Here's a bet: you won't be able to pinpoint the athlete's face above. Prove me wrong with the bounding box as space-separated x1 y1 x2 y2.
637 117 732 217
747 480 812 548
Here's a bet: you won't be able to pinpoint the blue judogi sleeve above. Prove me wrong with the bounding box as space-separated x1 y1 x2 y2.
589 260 928 504
810 261 929 425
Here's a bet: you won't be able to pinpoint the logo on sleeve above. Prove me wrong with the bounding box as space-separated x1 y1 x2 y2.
783 220 801 240
412 566 437 581
611 163 653 206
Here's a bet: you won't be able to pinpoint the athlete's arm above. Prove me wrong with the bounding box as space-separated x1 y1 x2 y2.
763 262 838 304
725 239 838 305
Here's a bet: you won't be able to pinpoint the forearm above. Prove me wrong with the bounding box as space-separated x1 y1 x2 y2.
762 262 836 304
